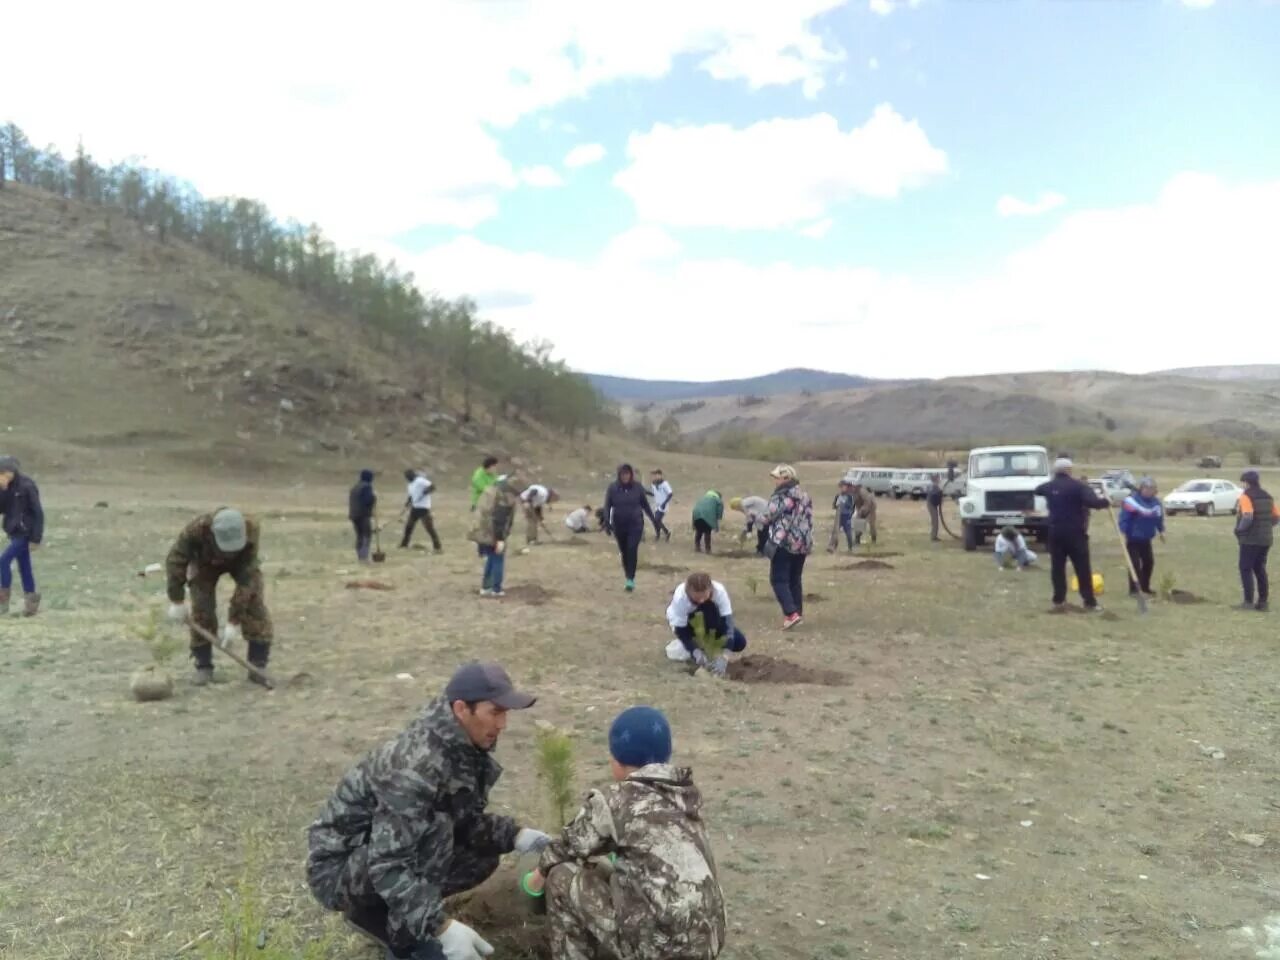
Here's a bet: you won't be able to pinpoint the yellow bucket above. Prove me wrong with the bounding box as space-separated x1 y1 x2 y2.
1070 572 1105 595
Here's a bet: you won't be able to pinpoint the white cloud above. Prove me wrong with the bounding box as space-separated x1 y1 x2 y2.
800 218 835 238
519 166 564 188
870 0 922 15
602 225 682 263
1181 0 1215 7
3 0 850 239
614 105 948 229
410 173 1280 380
868 56 880 71
996 191 1067 218
564 143 607 169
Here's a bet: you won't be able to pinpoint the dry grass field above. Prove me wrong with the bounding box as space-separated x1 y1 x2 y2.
2 454 1278 960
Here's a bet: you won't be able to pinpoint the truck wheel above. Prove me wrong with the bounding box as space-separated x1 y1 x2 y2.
963 522 979 552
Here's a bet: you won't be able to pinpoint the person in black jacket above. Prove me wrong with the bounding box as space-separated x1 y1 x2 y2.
0 455 44 617
602 463 656 593
1034 457 1110 611
348 469 377 563
925 475 945 542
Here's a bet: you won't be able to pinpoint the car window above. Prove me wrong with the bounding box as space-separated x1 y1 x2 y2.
1176 482 1212 493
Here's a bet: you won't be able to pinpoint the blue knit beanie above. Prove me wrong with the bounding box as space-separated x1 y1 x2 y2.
608 706 672 768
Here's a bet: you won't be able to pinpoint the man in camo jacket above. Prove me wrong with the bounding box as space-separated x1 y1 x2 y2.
306 662 551 960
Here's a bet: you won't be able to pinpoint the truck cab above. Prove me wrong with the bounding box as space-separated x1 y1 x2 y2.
958 445 1051 551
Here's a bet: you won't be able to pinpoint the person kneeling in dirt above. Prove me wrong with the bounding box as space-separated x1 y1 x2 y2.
994 526 1037 571
564 504 594 534
664 572 748 677
306 662 550 960
521 706 727 960
165 508 273 685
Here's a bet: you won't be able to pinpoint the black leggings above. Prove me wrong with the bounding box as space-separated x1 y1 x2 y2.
1239 544 1270 604
401 508 441 549
694 519 713 552
1126 539 1155 593
1049 531 1095 607
615 527 642 580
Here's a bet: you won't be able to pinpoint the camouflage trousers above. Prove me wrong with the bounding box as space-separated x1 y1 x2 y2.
546 862 621 960
525 505 544 544
188 569 273 651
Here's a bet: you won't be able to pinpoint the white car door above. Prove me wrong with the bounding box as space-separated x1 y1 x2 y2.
1213 483 1231 511
1219 483 1239 512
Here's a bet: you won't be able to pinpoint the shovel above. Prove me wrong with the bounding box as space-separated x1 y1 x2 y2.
186 618 280 688
372 522 387 564
1107 504 1147 615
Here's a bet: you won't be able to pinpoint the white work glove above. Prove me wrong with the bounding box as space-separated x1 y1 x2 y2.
438 919 494 960
710 655 729 678
514 827 551 854
691 648 710 669
494 540 506 555
219 623 243 648
166 603 188 625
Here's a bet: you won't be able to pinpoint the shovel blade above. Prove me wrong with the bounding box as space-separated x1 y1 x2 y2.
372 552 387 563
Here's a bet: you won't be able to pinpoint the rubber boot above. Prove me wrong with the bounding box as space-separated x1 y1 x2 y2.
191 644 215 685
0 587 9 615
22 592 41 617
246 640 271 686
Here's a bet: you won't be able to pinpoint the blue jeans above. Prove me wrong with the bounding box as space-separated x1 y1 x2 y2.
839 515 854 549
0 537 35 593
478 545 505 592
769 549 806 618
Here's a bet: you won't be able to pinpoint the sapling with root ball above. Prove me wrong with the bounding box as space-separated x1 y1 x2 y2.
535 725 577 828
138 607 181 664
690 611 727 661
1158 572 1176 602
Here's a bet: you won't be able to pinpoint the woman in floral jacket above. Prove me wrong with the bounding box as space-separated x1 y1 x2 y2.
757 464 814 629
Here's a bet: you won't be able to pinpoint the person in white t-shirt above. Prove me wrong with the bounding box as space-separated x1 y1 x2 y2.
663 572 748 677
519 484 560 544
648 469 674 542
400 468 442 552
564 505 594 534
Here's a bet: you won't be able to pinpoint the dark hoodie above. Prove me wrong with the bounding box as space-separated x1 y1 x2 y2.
602 463 655 534
0 459 44 544
349 469 376 521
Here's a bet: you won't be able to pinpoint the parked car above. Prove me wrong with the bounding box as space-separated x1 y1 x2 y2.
1198 455 1223 469
1088 477 1130 506
1100 468 1136 492
1163 478 1241 517
891 471 933 500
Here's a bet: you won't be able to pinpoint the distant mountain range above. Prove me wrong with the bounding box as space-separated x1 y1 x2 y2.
586 367 878 402
1157 365 1280 382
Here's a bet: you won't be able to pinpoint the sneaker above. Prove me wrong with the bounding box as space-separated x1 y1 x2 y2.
1235 602 1256 611
192 666 215 686
1256 602 1270 613
479 589 494 598
782 613 803 630
492 589 506 598
625 579 635 592
1049 603 1068 614
1084 604 1104 614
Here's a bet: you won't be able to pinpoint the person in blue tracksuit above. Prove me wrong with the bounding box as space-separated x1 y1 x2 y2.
1117 477 1164 596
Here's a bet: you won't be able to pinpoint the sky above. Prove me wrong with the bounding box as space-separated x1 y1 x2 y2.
7 0 1280 381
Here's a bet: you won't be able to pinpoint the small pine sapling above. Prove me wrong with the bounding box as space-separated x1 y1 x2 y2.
690 611 727 661
535 725 577 828
1158 571 1176 601
744 574 759 598
139 607 181 664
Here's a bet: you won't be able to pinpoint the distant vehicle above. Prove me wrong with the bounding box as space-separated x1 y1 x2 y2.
1088 477 1129 506
1163 478 1241 517
891 470 935 500
942 471 968 499
844 468 899 497
1198 455 1223 469
1100 468 1136 491
958 445 1051 550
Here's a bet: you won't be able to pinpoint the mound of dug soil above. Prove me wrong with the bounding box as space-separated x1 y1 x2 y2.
502 583 559 606
345 580 394 590
641 563 686 576
1167 589 1207 605
725 654 846 686
803 592 827 603
838 560 895 571
451 867 548 959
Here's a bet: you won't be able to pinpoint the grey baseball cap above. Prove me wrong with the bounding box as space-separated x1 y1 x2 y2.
445 661 536 709
211 508 248 552
0 455 19 473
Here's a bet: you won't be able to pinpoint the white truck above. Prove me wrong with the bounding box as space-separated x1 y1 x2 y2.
958 444 1051 551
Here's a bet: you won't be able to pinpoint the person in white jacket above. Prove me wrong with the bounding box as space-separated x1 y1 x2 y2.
563 505 594 534
994 525 1037 570
663 572 748 676
401 469 442 552
520 484 559 544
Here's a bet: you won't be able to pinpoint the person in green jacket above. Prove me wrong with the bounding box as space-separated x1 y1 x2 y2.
470 456 500 511
692 490 724 554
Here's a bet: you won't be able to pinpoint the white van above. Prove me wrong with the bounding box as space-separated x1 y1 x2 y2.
844 468 900 497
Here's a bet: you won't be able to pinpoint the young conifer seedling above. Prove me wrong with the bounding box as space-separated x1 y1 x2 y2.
690 611 727 662
535 726 576 828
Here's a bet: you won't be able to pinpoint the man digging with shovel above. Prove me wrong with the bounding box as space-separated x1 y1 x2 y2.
165 508 274 685
307 661 552 960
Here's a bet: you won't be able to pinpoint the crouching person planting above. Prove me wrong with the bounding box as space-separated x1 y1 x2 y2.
521 706 727 960
664 572 747 677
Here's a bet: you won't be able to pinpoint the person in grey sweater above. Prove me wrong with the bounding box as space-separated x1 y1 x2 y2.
730 495 770 556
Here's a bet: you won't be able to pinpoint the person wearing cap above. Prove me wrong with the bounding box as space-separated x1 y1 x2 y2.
519 483 559 545
691 489 724 554
1034 458 1110 612
0 455 44 617
757 464 814 630
307 661 549 960
520 705 726 960
730 494 770 555
165 508 273 684
467 472 523 597
401 468 443 553
1118 477 1164 597
349 469 378 564
648 468 674 542
1234 470 1278 612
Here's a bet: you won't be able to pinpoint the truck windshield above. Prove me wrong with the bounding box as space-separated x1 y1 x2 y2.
970 451 1048 478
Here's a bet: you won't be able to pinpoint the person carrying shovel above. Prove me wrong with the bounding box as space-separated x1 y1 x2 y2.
349 469 378 564
165 508 273 685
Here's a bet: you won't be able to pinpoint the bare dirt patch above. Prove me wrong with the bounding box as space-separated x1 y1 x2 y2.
1167 589 1208 605
502 583 560 606
724 654 846 686
641 562 686 576
539 538 589 548
803 591 826 603
344 580 394 591
838 560 895 571
451 867 548 960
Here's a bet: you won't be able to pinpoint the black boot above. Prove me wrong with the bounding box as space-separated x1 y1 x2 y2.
246 640 271 686
191 644 214 686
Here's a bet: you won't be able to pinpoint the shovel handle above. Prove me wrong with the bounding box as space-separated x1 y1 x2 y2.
186 617 277 688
